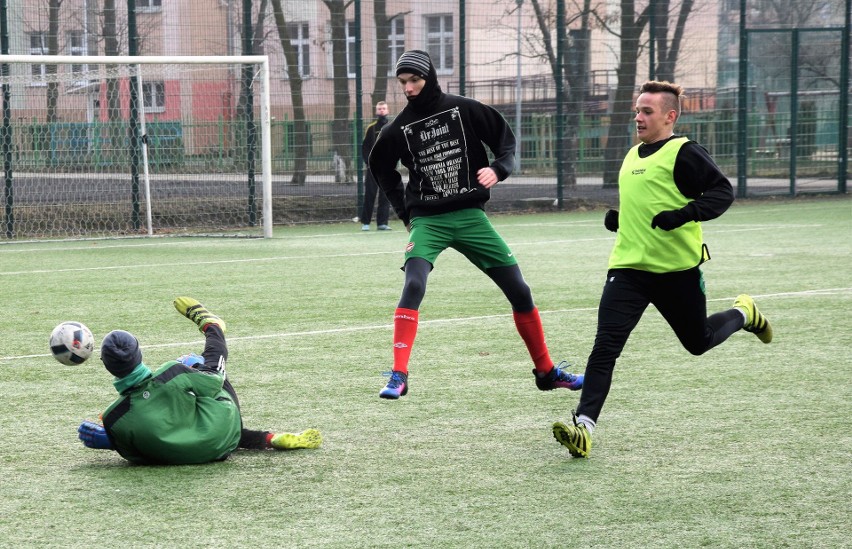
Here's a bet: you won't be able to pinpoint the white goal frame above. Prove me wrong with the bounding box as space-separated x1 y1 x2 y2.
0 54 273 239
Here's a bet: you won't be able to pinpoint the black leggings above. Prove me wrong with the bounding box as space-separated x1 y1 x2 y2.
577 267 744 422
203 326 271 450
398 257 535 312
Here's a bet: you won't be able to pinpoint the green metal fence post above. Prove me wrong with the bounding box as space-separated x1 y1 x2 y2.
459 0 466 96
1 0 13 238
839 0 850 192
242 0 257 226
355 0 364 215
789 28 799 196
128 0 141 230
555 0 565 207
736 0 748 198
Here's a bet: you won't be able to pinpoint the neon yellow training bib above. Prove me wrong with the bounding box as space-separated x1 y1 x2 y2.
609 137 703 273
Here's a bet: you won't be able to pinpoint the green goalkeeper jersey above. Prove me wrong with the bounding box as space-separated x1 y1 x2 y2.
102 362 241 465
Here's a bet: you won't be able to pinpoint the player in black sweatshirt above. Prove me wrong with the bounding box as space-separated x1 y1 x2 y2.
368 50 583 400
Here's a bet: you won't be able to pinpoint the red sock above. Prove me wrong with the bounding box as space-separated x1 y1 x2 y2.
513 308 553 375
392 308 419 375
265 432 275 448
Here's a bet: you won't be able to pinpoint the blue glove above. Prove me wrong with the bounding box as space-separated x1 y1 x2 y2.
78 420 113 450
176 353 205 368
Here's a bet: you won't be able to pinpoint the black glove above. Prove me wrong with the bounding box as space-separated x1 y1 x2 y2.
651 209 690 231
604 209 619 232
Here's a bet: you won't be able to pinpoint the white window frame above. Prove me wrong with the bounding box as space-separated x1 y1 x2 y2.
425 14 453 74
135 0 162 13
287 22 311 78
68 30 88 82
345 20 357 79
141 81 165 113
29 32 47 86
388 17 405 75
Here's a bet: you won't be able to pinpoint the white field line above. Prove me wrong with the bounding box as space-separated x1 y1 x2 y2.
3 287 850 364
0 219 825 276
0 237 621 276
0 217 827 254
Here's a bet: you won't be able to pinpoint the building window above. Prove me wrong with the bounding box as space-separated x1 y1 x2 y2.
135 0 162 12
29 32 47 85
141 81 165 113
287 23 311 78
345 20 357 78
68 30 88 80
425 15 453 73
388 17 405 74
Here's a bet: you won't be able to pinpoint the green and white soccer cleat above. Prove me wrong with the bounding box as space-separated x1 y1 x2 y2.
270 429 323 450
733 294 772 344
174 297 226 333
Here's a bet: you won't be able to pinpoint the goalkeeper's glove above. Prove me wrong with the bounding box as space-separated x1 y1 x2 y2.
78 420 113 450
174 297 226 333
604 209 619 232
651 209 690 231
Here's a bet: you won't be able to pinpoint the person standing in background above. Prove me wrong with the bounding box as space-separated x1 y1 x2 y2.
359 101 393 231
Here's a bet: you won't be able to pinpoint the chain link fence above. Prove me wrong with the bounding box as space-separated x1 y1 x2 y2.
1 0 849 238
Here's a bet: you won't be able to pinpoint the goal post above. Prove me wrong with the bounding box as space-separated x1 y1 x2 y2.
0 54 272 240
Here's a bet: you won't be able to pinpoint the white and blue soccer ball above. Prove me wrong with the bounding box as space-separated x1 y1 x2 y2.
49 321 95 365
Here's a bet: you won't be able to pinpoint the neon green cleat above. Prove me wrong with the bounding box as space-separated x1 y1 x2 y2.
733 294 772 344
552 416 592 458
174 297 226 333
270 429 322 450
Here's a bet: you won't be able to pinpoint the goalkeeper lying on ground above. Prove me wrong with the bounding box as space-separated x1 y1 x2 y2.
77 297 321 465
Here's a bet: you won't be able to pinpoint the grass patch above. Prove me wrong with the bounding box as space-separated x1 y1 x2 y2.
1 196 849 547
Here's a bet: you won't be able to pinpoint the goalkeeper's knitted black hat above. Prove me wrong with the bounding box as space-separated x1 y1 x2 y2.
100 330 143 378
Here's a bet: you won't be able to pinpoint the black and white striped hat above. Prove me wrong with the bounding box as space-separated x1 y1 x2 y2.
395 50 433 78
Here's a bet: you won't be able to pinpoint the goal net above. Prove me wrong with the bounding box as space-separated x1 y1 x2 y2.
0 54 272 240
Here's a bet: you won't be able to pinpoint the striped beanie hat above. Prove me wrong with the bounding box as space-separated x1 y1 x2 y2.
395 50 433 78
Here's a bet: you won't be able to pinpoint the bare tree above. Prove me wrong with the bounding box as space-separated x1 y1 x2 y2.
97 0 125 160
649 0 694 83
322 0 354 183
371 0 391 108
271 0 308 185
526 0 599 189
369 3 411 108
749 0 845 88
46 0 64 124
238 0 269 118
601 0 650 187
745 0 845 157
522 0 695 187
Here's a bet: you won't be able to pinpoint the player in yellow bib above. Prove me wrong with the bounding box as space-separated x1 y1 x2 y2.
552 81 773 458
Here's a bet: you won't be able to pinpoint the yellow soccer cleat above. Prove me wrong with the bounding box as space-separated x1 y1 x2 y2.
553 416 592 458
174 297 226 333
733 294 772 344
270 429 323 450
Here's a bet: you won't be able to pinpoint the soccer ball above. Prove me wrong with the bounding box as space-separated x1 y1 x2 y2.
49 321 95 365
